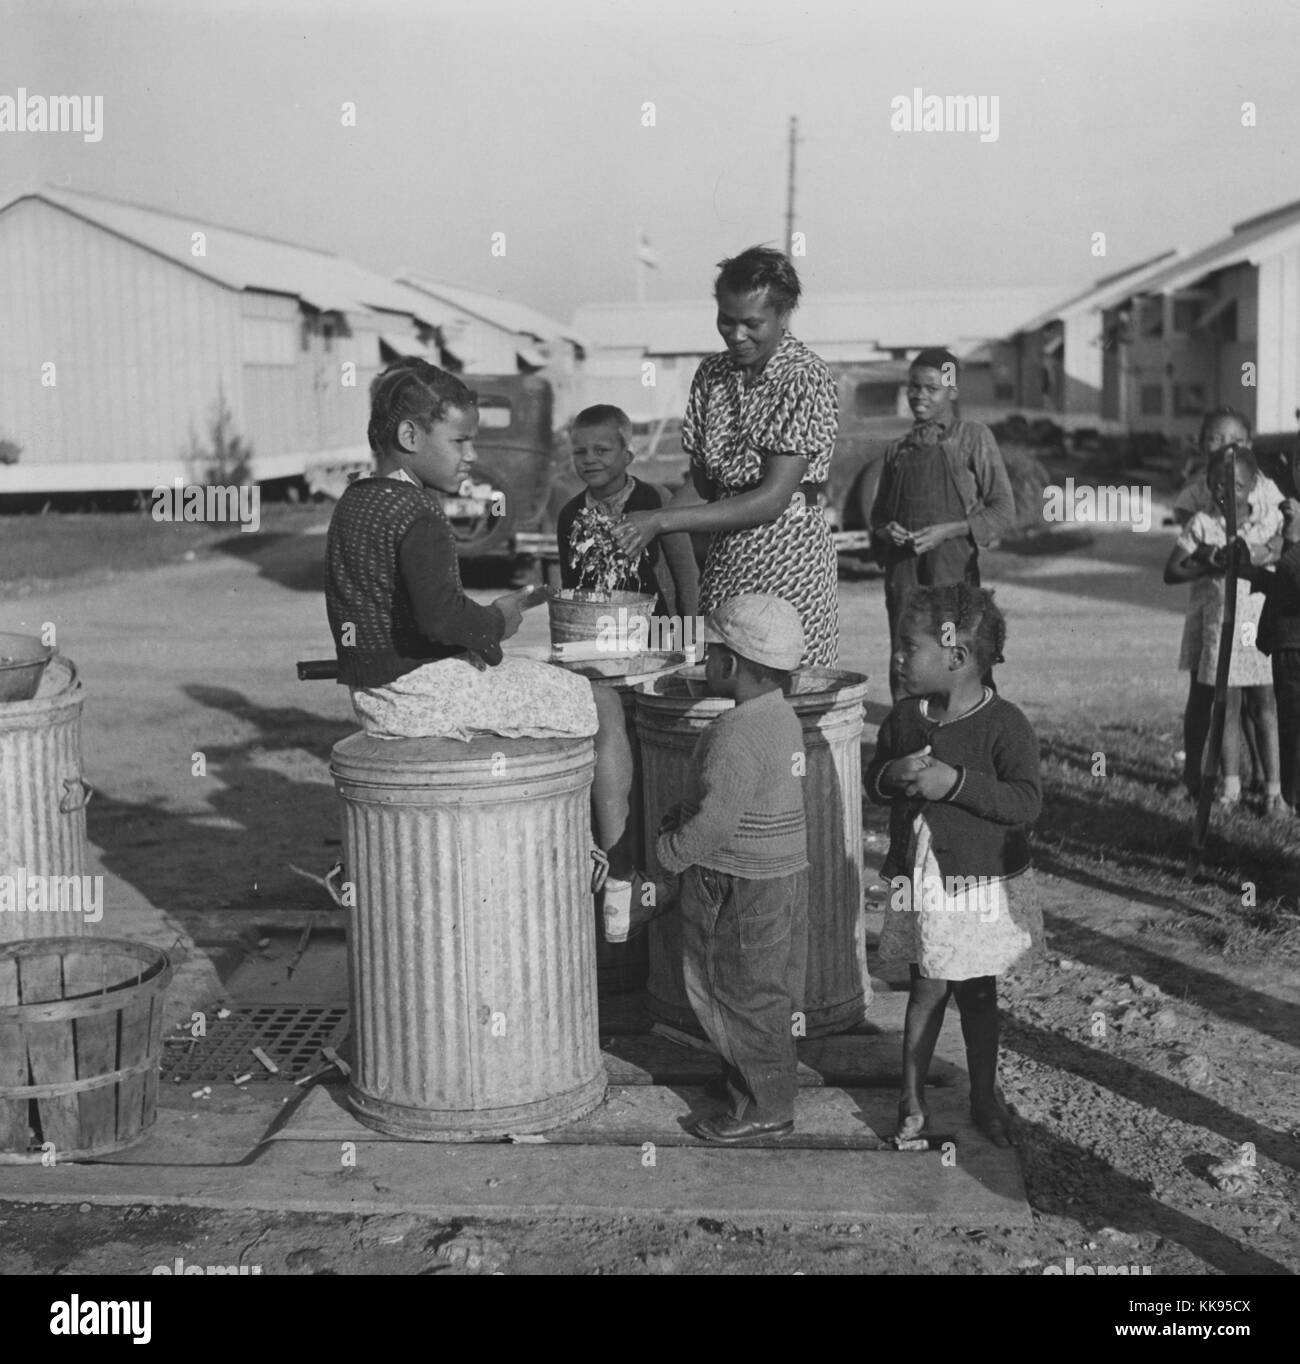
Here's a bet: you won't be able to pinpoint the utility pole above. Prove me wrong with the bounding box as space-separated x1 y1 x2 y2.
784 116 798 256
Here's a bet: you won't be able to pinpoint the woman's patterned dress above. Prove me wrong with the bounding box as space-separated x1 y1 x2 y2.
683 332 840 666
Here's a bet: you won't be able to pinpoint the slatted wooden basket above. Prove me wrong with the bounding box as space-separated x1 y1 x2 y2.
0 937 173 1161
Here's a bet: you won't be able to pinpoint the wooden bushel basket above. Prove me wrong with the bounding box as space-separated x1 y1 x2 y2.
0 937 173 1161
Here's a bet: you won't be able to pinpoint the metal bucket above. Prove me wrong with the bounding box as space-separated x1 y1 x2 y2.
330 732 607 1138
635 667 871 1038
0 633 52 704
0 936 173 1160
547 590 655 650
0 658 93 943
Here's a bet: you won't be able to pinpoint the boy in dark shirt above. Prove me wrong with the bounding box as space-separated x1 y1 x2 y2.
557 404 698 621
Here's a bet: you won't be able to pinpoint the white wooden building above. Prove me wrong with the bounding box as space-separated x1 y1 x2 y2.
997 250 1185 426
1100 200 1300 439
0 186 449 492
395 274 586 426
573 286 1073 424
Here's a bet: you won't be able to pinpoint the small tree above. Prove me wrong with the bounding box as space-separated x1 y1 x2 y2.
186 385 254 484
0 437 21 465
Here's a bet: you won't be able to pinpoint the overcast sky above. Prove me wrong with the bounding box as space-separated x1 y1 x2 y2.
4 0 1297 321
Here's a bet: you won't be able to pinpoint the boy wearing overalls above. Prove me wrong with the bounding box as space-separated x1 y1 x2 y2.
871 348 1016 696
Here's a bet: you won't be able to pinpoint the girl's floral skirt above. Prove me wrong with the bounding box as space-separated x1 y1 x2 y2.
875 814 1043 981
351 657 598 742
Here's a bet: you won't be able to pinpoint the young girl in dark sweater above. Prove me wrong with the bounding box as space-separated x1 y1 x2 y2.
326 360 646 927
866 583 1042 1148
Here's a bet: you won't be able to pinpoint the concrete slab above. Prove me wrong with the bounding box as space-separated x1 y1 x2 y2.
0 1120 1029 1227
268 1080 972 1150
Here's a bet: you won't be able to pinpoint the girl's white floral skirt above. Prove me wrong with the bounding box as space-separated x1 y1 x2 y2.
351 657 598 742
875 814 1043 981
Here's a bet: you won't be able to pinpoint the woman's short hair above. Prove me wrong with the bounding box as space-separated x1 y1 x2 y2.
714 246 802 314
367 360 477 454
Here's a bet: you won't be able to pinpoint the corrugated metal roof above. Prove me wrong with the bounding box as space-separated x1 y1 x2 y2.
1010 249 1185 335
574 285 1075 357
8 185 443 325
1130 200 1300 297
398 273 585 348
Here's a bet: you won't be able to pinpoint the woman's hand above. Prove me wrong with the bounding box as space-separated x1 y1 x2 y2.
613 509 664 557
879 521 912 548
910 521 966 554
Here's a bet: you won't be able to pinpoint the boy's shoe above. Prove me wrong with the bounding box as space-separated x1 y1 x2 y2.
1263 794 1292 818
693 1113 794 1143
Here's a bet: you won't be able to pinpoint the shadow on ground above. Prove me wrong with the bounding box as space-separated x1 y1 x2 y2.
88 684 355 918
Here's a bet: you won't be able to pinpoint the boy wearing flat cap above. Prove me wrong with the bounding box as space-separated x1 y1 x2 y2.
656 593 810 1142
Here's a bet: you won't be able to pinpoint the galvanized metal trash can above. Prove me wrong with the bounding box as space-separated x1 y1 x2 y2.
330 732 607 1138
636 668 871 1038
0 658 93 943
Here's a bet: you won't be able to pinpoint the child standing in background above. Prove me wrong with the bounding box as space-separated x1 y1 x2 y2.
1170 408 1282 800
866 584 1042 1148
1242 475 1300 814
656 595 809 1144
870 349 1016 696
1164 444 1284 813
557 404 699 621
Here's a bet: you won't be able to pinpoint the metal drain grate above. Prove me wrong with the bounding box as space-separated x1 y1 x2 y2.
161 1005 349 1083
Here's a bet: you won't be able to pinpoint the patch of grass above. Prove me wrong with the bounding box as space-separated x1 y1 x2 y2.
1034 715 1300 961
0 503 330 589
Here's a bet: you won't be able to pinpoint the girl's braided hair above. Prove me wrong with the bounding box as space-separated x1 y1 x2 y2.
367 359 477 455
900 582 1007 672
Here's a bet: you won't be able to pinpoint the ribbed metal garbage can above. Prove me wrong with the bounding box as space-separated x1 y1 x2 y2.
636 667 871 1038
330 732 607 1138
0 658 93 943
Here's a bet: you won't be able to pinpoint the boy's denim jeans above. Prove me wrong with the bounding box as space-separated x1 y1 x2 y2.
680 864 809 1124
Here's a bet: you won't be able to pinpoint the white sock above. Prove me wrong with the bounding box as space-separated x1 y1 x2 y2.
1222 776 1241 799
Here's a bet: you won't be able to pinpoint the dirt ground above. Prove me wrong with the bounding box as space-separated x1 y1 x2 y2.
1 512 1297 1276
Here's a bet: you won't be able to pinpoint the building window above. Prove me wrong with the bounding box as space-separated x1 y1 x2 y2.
476 397 513 430
1140 384 1164 416
994 383 1015 402
1173 298 1203 333
1216 300 1238 342
1174 383 1207 416
853 382 899 416
1139 299 1164 339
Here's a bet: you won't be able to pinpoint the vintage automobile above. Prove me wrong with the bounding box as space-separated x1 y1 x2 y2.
440 373 563 560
